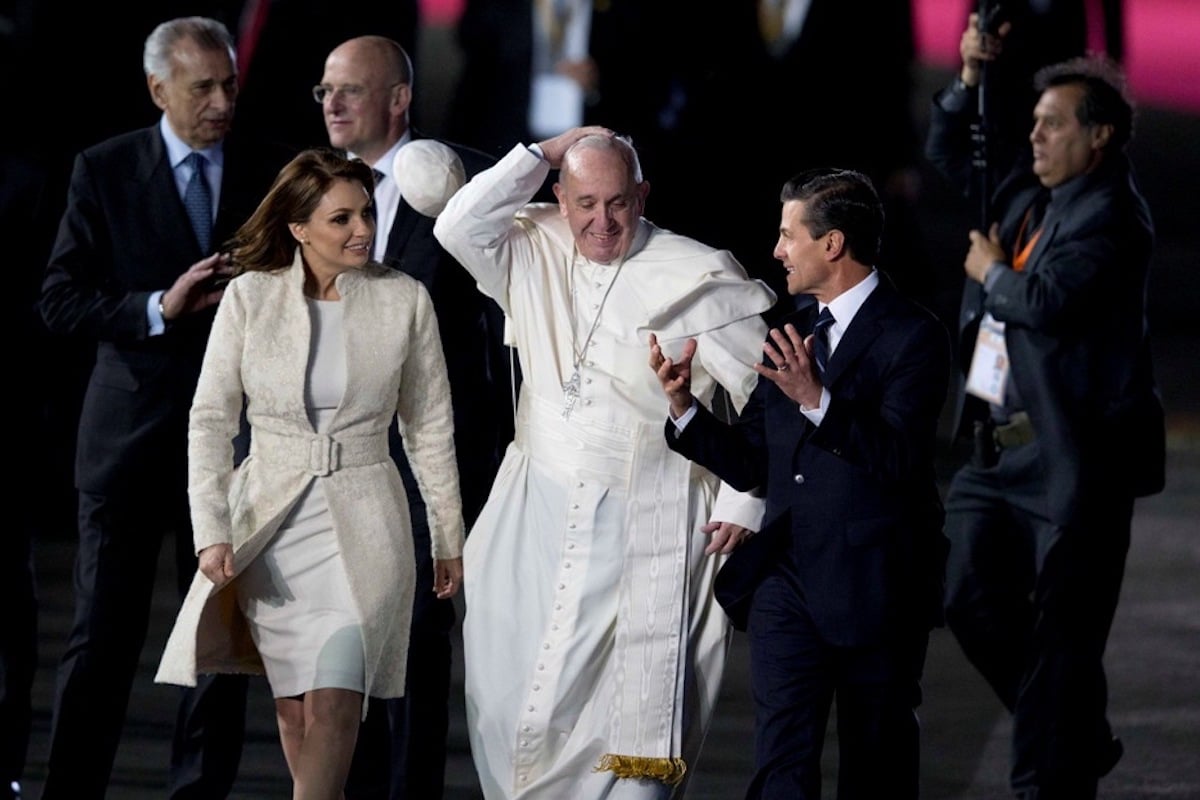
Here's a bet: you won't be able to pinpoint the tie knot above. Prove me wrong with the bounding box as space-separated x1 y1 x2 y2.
372 168 385 187
186 151 207 169
814 307 835 334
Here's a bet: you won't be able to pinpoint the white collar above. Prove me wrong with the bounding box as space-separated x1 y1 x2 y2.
160 116 223 168
821 269 879 341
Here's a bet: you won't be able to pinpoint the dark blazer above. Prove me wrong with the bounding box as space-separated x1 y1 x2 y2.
668 278 951 640
926 86 1166 524
39 125 285 496
379 134 512 523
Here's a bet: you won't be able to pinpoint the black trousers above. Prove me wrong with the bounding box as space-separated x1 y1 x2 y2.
943 441 1131 799
40 489 246 799
743 562 927 800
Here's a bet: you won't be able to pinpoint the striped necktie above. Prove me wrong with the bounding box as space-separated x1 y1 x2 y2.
812 307 834 380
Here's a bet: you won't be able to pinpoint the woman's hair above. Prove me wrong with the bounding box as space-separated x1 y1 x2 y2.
226 148 375 274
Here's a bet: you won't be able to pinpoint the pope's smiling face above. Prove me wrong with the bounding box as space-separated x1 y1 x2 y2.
554 141 649 265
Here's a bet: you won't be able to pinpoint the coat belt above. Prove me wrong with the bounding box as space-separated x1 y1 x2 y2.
250 428 389 476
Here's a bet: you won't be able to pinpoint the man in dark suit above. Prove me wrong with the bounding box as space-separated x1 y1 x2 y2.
37 17 288 798
316 35 513 799
649 168 951 799
925 18 1164 799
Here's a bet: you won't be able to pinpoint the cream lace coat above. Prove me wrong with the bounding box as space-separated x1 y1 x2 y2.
155 252 464 710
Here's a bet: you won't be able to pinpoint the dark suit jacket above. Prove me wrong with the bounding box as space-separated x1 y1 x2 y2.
380 135 513 524
668 279 951 641
39 125 286 496
926 83 1166 524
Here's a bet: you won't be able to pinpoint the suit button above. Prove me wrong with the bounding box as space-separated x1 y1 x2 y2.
793 473 805 484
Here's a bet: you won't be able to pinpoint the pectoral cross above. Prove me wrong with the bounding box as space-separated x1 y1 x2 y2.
562 367 582 420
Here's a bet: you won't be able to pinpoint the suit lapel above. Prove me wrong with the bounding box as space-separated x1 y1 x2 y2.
138 130 204 271
382 200 426 276
1024 210 1060 274
821 283 890 386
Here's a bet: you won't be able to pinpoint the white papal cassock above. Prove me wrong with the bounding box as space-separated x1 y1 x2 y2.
434 144 776 799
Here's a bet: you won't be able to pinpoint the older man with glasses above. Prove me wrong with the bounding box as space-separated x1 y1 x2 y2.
313 34 515 800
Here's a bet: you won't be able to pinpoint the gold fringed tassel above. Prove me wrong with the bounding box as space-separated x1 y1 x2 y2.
594 754 687 786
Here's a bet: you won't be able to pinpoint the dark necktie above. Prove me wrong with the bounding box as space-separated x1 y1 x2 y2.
812 307 834 380
183 152 212 253
372 168 385 190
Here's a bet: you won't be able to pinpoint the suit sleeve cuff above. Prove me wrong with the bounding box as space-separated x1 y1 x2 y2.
711 483 765 532
670 399 699 432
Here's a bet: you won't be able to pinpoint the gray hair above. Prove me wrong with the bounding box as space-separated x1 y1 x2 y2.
563 133 644 184
143 16 235 79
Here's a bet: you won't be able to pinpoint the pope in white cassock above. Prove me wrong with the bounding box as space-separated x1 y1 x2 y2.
422 126 777 799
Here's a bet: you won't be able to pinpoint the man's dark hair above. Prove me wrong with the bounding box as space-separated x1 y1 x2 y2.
1035 56 1135 152
780 168 884 264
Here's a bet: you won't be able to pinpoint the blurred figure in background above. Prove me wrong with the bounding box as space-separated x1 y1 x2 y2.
444 0 674 199
643 1 927 321
926 14 1164 798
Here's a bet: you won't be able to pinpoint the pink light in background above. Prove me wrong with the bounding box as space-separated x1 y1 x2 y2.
1125 0 1200 114
911 0 1200 113
913 0 968 68
420 0 465 26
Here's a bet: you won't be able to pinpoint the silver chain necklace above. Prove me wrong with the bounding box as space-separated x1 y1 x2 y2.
562 251 625 420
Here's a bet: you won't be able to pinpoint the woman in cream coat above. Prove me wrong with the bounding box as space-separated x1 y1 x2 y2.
156 149 464 799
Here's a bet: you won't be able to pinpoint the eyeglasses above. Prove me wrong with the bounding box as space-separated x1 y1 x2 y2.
312 81 404 104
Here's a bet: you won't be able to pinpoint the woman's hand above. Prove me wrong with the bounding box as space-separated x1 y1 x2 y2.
198 543 235 588
434 557 463 599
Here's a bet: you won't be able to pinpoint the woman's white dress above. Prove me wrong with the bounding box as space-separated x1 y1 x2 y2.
237 298 364 696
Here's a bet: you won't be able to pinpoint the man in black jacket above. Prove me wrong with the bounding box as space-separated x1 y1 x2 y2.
924 15 1165 799
37 16 288 798
651 168 950 799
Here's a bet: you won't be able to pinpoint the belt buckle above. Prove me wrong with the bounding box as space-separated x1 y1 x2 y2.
308 435 340 476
